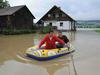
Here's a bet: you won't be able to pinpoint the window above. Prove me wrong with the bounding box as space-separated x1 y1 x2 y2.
59 13 62 17
55 14 59 18
52 14 55 18
60 22 63 27
62 14 66 17
48 14 51 17
49 22 52 26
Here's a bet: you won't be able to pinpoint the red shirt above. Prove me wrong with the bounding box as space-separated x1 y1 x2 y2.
39 34 65 49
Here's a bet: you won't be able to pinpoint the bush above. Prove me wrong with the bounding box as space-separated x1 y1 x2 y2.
95 30 100 33
2 29 36 35
42 25 52 34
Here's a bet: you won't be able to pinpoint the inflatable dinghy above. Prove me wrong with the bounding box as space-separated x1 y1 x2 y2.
26 44 75 61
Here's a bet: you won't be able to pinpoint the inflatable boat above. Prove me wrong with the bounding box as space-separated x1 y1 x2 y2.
26 44 75 61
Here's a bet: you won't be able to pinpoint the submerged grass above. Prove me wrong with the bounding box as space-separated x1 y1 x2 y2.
95 30 100 33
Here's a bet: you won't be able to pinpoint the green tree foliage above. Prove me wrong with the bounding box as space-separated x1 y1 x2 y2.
0 0 10 8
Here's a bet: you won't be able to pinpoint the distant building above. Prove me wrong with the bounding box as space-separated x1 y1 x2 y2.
37 5 76 31
0 5 35 33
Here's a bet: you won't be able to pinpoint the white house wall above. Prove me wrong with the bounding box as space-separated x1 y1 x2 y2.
44 21 71 30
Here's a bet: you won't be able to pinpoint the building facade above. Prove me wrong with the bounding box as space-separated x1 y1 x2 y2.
37 5 76 31
0 5 35 33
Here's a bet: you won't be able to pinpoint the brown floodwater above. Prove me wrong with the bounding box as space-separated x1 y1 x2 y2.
0 30 100 75
72 30 100 75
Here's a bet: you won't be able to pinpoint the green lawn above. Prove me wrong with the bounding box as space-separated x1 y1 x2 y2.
95 30 100 33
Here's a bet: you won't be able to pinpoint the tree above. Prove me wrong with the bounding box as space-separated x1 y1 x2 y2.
0 0 10 8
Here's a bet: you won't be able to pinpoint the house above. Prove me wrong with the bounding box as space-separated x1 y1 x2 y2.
37 5 76 31
0 5 35 33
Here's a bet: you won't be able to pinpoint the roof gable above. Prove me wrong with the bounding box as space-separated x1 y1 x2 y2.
0 5 26 16
37 5 75 24
0 5 35 19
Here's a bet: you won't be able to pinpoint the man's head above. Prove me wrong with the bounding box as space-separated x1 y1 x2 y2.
58 31 62 36
48 30 54 37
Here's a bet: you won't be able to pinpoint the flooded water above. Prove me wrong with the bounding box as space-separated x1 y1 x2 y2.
0 31 100 75
72 30 100 75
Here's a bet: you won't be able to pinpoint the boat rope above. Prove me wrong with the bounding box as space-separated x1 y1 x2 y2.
70 54 78 75
68 62 71 75
68 30 77 75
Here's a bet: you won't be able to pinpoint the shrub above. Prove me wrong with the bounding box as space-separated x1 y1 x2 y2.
2 29 36 35
42 25 52 34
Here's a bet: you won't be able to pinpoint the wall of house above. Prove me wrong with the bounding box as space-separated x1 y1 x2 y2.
44 21 71 30
0 16 8 33
11 6 34 29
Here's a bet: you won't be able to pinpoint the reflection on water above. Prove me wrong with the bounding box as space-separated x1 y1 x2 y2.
0 56 74 75
17 55 73 75
0 32 76 75
69 31 76 43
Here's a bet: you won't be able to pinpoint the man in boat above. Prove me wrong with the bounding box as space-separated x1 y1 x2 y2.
38 30 65 49
56 31 69 48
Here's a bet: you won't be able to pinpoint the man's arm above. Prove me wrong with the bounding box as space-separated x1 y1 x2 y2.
54 35 65 44
38 35 47 48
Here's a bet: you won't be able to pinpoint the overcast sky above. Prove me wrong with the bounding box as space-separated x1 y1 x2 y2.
7 0 100 23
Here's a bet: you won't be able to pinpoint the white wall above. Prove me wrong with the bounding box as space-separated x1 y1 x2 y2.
44 21 71 30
